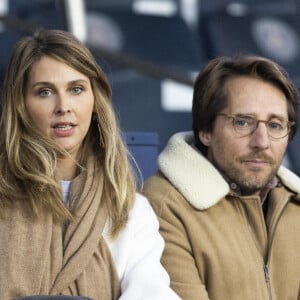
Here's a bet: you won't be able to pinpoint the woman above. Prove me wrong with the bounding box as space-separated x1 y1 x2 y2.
0 29 180 300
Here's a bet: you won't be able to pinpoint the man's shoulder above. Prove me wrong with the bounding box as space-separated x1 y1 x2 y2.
278 165 300 196
143 171 175 198
142 171 184 213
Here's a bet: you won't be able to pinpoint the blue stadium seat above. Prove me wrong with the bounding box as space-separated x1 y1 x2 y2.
125 131 159 183
84 9 205 151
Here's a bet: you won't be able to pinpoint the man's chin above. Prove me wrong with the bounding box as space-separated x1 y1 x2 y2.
239 184 264 196
237 174 274 195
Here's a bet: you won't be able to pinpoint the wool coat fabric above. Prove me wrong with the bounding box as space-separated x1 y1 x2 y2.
0 156 120 300
143 131 300 300
0 154 181 300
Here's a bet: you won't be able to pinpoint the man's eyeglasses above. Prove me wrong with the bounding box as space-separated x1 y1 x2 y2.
216 113 295 140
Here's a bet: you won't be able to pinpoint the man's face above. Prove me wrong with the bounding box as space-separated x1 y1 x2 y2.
199 76 290 195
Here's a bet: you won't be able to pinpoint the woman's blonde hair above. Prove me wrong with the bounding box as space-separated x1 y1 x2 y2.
0 29 136 237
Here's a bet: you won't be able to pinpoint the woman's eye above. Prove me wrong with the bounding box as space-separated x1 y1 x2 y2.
72 86 83 94
39 89 52 97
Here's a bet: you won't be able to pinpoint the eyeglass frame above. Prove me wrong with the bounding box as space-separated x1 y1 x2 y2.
216 112 295 140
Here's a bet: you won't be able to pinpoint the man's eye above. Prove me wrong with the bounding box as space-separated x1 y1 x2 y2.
234 117 253 127
268 121 284 130
72 87 83 94
39 89 52 97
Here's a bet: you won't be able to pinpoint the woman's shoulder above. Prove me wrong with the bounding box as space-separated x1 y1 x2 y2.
103 193 162 278
118 192 159 237
103 192 158 242
127 192 157 223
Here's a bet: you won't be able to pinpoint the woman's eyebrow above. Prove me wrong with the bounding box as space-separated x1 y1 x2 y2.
31 79 89 88
31 81 55 88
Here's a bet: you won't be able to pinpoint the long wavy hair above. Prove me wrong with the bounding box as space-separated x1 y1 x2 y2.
0 29 136 238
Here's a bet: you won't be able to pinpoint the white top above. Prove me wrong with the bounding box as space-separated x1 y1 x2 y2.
61 180 71 206
61 182 181 300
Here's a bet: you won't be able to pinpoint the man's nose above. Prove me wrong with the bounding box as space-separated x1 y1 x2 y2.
249 122 270 150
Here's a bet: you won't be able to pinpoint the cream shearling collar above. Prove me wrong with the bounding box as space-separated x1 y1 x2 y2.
158 131 300 210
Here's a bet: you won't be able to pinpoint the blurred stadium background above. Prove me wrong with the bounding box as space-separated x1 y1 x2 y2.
1 0 300 176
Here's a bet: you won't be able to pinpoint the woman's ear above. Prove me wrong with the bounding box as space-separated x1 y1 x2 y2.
198 131 212 146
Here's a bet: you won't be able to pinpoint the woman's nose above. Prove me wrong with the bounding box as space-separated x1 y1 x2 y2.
55 95 71 115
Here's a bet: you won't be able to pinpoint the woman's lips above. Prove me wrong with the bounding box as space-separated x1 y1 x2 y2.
52 122 76 137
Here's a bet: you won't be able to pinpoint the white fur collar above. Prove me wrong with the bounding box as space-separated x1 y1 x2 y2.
158 131 300 210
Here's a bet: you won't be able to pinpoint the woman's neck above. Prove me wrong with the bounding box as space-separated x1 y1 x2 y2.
55 157 78 181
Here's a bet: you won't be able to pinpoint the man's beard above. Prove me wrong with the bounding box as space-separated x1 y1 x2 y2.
226 153 278 195
208 140 285 195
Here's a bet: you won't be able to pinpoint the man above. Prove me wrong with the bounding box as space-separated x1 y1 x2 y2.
142 55 300 300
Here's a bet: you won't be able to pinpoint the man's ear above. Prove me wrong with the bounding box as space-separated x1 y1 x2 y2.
198 131 212 146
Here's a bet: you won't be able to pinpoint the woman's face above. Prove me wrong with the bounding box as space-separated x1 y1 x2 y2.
25 56 95 159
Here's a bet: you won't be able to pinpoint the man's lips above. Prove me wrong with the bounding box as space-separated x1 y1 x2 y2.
243 159 270 164
240 155 274 168
243 160 270 167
